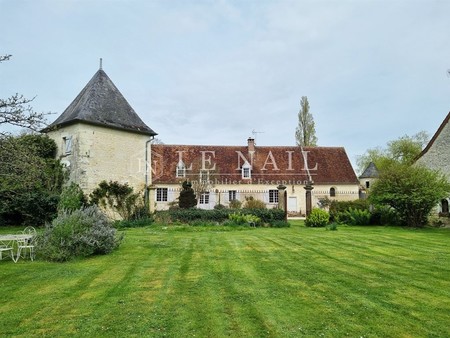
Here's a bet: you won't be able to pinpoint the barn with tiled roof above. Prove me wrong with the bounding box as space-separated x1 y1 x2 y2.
152 138 359 215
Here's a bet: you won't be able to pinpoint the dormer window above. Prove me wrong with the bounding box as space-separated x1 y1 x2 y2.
242 161 252 179
199 170 209 183
176 161 186 178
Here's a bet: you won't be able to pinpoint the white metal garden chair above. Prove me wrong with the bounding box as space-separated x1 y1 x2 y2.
0 242 14 260
15 226 37 262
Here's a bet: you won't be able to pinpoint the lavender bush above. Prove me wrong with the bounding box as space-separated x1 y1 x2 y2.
36 206 123 262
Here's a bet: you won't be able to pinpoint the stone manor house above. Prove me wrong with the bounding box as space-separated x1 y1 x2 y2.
43 66 360 215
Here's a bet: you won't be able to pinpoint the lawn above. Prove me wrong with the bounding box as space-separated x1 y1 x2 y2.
1 222 449 337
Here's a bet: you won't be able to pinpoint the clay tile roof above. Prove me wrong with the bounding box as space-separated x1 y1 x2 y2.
43 69 157 136
359 162 379 179
152 144 359 185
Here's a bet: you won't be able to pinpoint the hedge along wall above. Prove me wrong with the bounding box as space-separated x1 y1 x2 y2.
156 208 286 224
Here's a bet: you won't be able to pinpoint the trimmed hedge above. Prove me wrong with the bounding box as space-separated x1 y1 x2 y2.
155 208 285 225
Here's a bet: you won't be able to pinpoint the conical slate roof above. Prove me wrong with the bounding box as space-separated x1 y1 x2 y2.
359 162 379 179
44 68 157 136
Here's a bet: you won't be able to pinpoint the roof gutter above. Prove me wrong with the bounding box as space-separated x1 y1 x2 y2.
144 136 155 210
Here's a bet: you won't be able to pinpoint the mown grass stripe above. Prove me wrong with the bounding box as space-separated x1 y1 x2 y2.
0 223 449 337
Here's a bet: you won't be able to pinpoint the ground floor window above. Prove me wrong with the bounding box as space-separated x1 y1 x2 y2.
330 187 336 197
269 189 278 204
229 190 237 201
199 192 210 204
156 188 168 202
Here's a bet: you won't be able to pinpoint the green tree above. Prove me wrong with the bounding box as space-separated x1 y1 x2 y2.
370 163 450 227
0 134 65 225
295 96 318 146
356 131 429 174
178 181 197 209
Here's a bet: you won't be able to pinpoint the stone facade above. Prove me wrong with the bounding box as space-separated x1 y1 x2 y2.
42 66 156 197
46 123 151 195
416 113 450 180
415 112 450 214
152 182 359 215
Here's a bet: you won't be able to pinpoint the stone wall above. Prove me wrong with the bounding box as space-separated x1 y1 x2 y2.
46 123 151 195
416 121 450 180
152 182 359 215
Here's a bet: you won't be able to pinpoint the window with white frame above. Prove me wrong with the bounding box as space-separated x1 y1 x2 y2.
228 190 237 201
156 188 168 202
242 161 251 179
199 192 210 204
269 189 278 204
199 170 209 183
176 161 186 178
63 136 72 155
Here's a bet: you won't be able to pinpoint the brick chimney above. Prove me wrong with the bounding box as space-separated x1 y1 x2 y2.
247 137 255 152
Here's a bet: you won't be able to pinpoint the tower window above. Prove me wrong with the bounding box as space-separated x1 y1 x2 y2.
63 136 72 155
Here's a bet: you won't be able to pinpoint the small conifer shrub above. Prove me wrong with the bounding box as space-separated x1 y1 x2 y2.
178 181 197 209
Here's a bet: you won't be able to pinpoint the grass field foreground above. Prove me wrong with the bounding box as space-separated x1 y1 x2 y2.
1 222 449 337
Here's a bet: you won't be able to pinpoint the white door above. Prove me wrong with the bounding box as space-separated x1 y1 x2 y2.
288 197 298 212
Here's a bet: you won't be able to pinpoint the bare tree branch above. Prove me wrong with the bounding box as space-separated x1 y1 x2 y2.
0 55 12 63
0 94 47 131
1 55 50 135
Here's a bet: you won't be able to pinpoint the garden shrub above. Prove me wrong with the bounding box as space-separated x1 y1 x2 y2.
369 205 401 225
0 191 59 226
336 207 371 225
90 180 143 220
178 181 197 209
228 212 261 226
229 199 242 209
154 208 285 226
243 196 266 209
351 208 371 225
329 199 369 222
36 206 123 262
305 208 329 227
214 203 227 210
58 182 87 212
428 214 445 228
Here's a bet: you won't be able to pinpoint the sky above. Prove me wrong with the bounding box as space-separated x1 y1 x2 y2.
2 0 450 173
